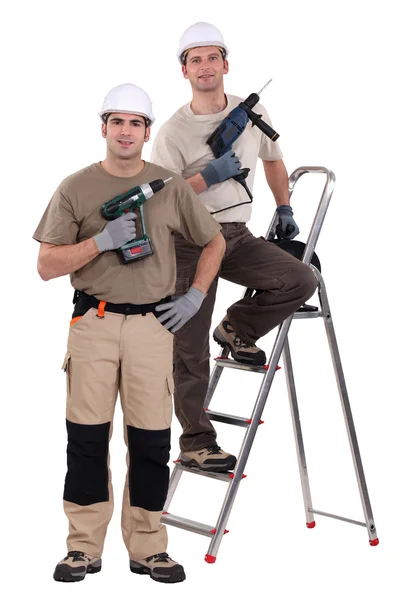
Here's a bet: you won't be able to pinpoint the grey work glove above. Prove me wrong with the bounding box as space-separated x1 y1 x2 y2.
201 152 243 188
155 286 206 333
276 205 300 240
94 212 137 252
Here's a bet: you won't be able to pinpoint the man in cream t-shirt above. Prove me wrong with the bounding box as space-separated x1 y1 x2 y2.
151 22 317 473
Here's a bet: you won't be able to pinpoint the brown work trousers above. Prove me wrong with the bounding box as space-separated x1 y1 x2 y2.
173 223 317 452
61 308 174 559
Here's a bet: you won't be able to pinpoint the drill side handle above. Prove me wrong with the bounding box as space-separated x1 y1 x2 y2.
239 102 280 141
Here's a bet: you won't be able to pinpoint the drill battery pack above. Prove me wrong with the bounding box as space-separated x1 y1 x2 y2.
118 237 154 263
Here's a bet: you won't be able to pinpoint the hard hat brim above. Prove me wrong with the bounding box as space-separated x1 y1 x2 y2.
178 41 229 61
98 109 154 125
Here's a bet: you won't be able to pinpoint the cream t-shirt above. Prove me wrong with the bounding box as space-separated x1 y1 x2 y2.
151 94 283 223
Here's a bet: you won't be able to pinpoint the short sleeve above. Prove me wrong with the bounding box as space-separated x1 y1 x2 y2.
33 187 79 246
151 131 186 175
175 182 221 246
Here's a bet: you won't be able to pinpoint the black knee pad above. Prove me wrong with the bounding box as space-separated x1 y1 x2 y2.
63 420 110 506
127 425 171 511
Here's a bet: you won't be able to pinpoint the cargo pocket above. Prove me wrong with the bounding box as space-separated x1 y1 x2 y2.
61 352 71 397
164 373 174 427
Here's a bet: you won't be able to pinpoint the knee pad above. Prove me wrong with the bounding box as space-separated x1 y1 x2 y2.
63 420 110 505
127 425 171 511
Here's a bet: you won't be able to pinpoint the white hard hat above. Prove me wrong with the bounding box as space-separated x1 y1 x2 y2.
177 22 229 64
99 83 155 125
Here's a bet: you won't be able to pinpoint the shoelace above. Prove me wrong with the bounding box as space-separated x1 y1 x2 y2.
225 322 256 349
206 444 223 455
65 551 87 562
233 334 256 349
147 552 170 564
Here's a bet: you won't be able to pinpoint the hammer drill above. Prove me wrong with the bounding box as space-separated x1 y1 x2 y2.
206 81 280 204
101 177 172 264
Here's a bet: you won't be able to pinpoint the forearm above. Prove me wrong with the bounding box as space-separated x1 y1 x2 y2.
192 232 225 294
38 238 100 281
186 173 208 194
262 159 290 206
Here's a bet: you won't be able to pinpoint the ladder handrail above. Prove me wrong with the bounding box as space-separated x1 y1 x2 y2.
266 167 335 259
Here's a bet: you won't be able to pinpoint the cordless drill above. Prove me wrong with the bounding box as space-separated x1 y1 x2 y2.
101 178 172 263
206 81 280 201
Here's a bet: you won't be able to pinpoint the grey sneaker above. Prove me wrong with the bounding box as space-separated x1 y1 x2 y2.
130 552 185 583
181 444 236 472
213 315 266 365
53 550 102 582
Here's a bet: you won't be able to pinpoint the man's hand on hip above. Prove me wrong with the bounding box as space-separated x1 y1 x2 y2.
201 153 243 188
276 205 300 240
155 287 206 333
94 212 137 252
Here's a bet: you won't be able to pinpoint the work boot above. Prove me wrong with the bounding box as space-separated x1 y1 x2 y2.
181 444 236 472
130 552 185 584
213 315 266 365
53 550 102 582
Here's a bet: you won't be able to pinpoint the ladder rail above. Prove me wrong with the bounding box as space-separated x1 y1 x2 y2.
312 266 378 542
282 337 315 527
207 315 293 557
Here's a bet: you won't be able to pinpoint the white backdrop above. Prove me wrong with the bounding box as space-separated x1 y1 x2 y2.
2 1 399 599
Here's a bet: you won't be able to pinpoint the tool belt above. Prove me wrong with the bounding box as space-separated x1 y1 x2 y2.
72 290 171 319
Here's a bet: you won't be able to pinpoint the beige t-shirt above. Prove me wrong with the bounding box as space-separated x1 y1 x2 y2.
33 162 221 304
150 94 283 223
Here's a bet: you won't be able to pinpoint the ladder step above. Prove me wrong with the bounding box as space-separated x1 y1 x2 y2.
161 512 230 538
214 357 281 373
161 512 216 537
205 408 264 428
293 310 322 319
173 461 233 482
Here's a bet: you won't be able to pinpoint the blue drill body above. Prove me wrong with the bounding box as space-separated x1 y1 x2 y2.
206 92 280 204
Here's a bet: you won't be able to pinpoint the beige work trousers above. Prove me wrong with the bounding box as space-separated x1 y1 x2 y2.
61 308 174 560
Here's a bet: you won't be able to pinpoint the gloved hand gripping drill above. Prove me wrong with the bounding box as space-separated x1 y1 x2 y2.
203 82 280 203
95 178 172 263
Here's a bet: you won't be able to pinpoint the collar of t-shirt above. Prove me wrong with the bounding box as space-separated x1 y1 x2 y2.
182 94 235 124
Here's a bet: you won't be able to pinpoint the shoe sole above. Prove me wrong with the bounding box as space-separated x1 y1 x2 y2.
180 457 236 473
53 563 101 583
130 563 186 584
213 331 266 366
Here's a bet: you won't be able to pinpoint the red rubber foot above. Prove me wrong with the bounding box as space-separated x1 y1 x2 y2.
205 554 216 563
369 538 379 546
306 521 316 528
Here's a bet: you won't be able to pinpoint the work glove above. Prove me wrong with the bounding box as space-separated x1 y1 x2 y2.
276 205 300 240
201 152 243 188
155 286 206 333
94 212 137 252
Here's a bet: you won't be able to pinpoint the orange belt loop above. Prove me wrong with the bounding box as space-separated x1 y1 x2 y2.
97 300 106 318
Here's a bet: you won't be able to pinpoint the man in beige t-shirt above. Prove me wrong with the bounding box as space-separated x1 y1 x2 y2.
151 22 317 473
33 83 225 584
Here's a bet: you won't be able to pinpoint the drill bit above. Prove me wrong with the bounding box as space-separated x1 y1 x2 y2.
164 177 173 184
257 79 272 96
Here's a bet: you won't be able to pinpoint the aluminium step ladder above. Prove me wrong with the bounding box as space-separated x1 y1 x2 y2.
162 166 379 562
